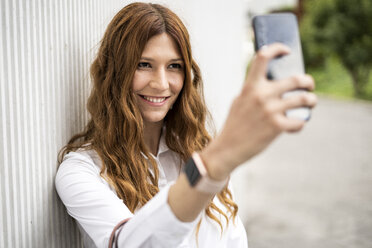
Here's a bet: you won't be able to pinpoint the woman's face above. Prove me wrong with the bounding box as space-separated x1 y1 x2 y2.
132 33 184 126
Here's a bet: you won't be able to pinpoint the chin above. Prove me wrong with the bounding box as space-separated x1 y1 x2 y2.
142 113 168 124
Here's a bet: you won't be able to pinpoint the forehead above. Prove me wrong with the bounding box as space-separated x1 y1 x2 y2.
141 33 182 59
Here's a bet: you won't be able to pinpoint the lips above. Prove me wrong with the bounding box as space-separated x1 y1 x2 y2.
139 95 170 105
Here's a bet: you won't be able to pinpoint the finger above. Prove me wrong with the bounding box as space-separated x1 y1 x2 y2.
246 43 291 83
275 115 306 133
274 74 315 95
279 92 318 111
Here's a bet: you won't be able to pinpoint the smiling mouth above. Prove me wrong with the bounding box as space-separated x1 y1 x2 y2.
139 95 170 103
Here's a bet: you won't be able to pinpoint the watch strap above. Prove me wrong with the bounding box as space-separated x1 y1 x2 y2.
183 152 228 194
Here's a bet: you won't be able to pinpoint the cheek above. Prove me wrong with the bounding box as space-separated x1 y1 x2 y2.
170 74 184 94
132 72 147 91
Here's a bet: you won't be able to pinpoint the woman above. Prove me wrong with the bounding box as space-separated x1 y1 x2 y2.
55 2 317 248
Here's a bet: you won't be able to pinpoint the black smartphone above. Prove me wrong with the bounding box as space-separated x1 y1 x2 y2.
252 13 311 121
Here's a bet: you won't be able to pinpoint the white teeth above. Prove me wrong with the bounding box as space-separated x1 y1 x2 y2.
143 96 166 103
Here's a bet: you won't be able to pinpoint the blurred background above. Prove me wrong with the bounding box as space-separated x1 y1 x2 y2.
233 0 372 248
1 0 371 247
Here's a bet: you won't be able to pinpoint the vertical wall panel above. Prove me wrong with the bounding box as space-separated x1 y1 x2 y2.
0 0 128 247
0 3 6 248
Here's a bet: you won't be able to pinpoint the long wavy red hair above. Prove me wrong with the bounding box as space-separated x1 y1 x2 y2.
59 2 238 238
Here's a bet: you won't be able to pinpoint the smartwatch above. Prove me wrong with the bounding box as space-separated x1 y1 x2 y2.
183 152 228 194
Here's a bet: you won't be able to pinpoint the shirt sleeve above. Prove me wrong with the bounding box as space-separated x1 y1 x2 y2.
55 152 198 248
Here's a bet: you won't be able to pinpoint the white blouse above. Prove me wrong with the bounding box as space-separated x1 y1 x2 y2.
55 133 248 248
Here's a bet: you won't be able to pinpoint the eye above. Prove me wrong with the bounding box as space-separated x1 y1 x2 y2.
169 63 183 69
138 62 151 69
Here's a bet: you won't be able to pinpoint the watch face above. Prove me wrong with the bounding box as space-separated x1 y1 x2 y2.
184 157 201 186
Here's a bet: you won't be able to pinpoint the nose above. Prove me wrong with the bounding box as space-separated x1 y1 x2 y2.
149 68 169 91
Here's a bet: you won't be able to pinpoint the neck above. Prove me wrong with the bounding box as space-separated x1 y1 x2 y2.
143 120 163 156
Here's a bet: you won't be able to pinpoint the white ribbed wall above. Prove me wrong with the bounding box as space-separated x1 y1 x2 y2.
0 1 126 247
0 0 247 247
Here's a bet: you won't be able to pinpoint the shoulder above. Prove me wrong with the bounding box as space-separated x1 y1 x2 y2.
55 149 108 200
56 149 102 178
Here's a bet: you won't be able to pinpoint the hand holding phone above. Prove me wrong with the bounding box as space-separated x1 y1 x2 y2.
252 13 311 121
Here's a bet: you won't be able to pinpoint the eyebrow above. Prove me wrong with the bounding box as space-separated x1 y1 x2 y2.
140 57 184 62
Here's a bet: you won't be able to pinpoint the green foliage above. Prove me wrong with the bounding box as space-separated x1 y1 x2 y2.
270 5 296 13
300 0 372 97
300 0 332 68
309 56 372 101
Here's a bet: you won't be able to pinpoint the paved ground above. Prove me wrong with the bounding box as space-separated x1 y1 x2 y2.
231 96 372 248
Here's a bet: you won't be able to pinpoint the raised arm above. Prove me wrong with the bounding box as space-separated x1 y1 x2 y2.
168 43 317 222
